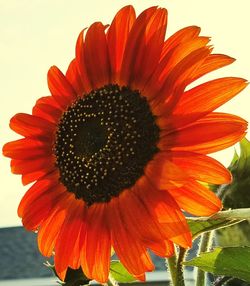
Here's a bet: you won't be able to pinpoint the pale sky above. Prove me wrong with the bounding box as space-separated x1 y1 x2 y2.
0 0 250 227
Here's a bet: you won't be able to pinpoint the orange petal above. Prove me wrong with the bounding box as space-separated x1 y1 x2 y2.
160 26 201 60
158 78 247 131
118 190 165 244
191 53 236 81
84 22 110 89
120 6 157 84
168 179 222 216
146 239 174 257
144 153 189 189
68 228 82 270
160 112 247 154
107 5 136 82
144 36 208 101
130 8 168 89
135 178 192 248
173 77 248 117
107 197 154 277
81 203 111 283
10 113 55 139
66 58 85 96
3 138 52 160
169 151 232 184
149 47 211 115
47 66 77 108
160 37 210 81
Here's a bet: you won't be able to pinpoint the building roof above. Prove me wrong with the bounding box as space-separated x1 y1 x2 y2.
0 226 53 280
0 226 169 281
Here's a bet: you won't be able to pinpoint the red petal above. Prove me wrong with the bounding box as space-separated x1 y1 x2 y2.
168 179 222 216
160 112 247 154
55 200 85 280
32 96 62 123
107 5 136 83
84 22 110 89
32 102 62 124
11 156 55 175
38 207 67 257
66 58 85 96
18 171 60 217
47 66 77 108
10 113 55 139
75 29 92 93
3 138 52 160
81 203 111 283
21 184 69 231
21 169 55 186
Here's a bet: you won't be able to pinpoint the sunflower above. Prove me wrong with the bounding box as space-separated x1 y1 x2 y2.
3 5 248 283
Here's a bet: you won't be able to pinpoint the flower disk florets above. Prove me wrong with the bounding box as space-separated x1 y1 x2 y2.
54 84 159 205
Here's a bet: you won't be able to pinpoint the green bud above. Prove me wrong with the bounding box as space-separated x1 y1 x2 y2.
222 138 250 208
44 262 91 286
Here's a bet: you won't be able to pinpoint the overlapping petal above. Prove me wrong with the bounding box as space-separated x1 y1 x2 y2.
107 5 136 83
159 113 247 154
107 197 154 280
81 204 111 283
48 66 77 108
84 22 111 89
168 179 222 216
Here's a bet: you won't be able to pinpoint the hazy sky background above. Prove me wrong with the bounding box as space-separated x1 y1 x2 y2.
0 0 250 227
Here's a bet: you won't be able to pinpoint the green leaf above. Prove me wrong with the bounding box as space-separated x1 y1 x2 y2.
110 260 136 283
183 247 250 282
210 208 250 220
187 217 243 239
187 208 250 238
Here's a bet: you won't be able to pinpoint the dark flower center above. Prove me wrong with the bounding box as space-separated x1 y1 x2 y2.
54 84 159 205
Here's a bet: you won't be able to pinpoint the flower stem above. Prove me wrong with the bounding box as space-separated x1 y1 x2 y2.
167 254 177 285
166 246 185 286
176 247 187 286
195 231 213 286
